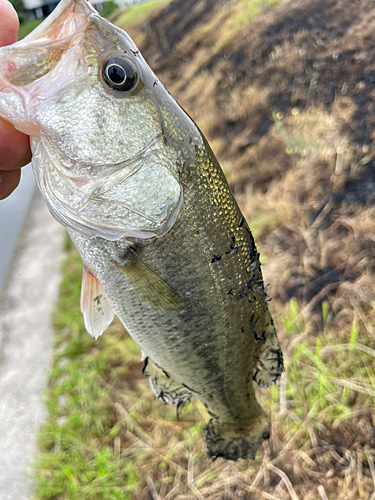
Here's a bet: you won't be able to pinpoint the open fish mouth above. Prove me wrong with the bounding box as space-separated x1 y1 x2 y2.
0 0 187 241
0 0 96 134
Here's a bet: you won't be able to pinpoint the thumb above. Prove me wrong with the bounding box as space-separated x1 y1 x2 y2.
0 0 19 47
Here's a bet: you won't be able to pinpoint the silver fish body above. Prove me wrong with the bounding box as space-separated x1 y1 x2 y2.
0 0 283 460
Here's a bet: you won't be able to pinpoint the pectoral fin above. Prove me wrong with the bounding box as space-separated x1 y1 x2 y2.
80 265 114 339
116 252 180 311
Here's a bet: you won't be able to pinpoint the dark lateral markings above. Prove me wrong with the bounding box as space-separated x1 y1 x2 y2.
211 254 222 263
264 283 272 302
235 287 246 299
234 286 257 302
238 216 245 227
234 270 263 301
251 313 265 343
226 235 243 255
247 261 257 273
210 233 248 266
247 269 263 289
154 360 171 379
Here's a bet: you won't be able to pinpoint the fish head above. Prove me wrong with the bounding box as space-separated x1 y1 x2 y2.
0 0 201 240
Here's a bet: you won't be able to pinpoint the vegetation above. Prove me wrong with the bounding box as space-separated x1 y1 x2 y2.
33 0 375 498
100 0 118 19
108 0 172 26
18 18 43 39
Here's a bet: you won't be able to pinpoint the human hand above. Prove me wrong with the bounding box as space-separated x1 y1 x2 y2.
0 0 32 200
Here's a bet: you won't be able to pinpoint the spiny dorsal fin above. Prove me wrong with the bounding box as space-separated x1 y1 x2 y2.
80 265 114 339
116 251 180 311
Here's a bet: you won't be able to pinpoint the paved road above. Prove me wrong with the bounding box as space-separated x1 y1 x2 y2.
0 164 35 294
0 191 64 499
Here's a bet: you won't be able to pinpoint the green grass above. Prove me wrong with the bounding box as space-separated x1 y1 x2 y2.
18 19 43 40
272 300 375 430
100 0 118 19
110 0 172 27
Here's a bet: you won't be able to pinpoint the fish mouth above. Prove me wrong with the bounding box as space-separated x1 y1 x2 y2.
0 0 98 134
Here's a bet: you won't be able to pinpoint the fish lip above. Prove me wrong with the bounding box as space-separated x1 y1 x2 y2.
0 0 95 111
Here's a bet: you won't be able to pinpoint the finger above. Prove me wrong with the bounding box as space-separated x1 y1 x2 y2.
0 2 30 202
0 119 31 170
0 0 19 47
0 168 21 200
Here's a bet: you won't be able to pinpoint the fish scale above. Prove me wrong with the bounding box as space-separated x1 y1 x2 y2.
0 0 283 460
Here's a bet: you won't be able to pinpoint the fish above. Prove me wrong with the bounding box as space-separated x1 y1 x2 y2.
0 0 284 460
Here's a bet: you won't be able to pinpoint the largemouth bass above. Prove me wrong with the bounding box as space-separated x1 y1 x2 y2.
0 0 283 460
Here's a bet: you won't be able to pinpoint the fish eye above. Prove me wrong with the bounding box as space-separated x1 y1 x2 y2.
102 56 137 92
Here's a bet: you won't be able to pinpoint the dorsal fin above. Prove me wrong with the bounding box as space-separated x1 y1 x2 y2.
80 265 114 339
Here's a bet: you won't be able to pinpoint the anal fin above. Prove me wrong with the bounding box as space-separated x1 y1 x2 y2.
80 265 114 339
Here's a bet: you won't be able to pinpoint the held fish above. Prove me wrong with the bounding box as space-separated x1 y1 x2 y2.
0 0 284 460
